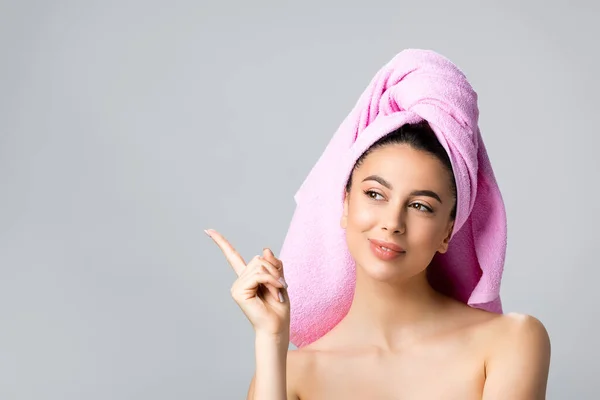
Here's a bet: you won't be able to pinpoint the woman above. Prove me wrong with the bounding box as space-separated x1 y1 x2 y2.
206 50 551 399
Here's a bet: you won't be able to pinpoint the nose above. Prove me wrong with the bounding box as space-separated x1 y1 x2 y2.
381 206 406 234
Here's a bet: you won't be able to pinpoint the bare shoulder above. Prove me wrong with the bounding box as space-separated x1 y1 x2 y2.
443 303 551 366
286 346 316 394
451 303 550 348
266 347 315 400
488 312 551 350
481 312 551 399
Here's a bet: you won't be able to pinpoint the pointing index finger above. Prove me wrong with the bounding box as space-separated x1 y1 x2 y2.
205 229 246 276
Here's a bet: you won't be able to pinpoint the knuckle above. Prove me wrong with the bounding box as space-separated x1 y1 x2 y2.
255 271 266 280
248 256 261 268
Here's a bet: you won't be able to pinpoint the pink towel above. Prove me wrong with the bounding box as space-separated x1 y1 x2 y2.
279 49 507 348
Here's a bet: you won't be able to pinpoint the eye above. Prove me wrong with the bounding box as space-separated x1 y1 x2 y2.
363 190 384 200
411 202 433 213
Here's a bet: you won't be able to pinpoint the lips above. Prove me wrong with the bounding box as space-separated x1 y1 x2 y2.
369 240 405 261
369 238 405 253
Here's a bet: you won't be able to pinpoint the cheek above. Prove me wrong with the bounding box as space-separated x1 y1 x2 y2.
406 218 446 246
348 202 377 228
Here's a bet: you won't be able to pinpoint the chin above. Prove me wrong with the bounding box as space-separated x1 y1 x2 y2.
365 268 404 282
356 257 410 282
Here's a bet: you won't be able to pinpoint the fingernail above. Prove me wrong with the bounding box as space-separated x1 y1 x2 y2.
204 229 212 237
278 290 285 303
278 277 288 289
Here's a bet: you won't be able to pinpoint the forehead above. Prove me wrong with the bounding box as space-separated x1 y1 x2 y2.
356 144 450 187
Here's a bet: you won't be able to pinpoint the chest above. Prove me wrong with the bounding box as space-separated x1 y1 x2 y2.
295 345 486 400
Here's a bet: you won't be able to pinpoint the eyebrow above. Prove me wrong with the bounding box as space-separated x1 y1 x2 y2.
361 175 443 204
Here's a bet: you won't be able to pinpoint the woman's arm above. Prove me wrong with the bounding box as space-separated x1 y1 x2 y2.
482 313 551 399
205 231 293 399
247 332 297 400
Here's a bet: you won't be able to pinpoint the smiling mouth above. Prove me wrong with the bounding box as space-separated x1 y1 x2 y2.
369 240 406 261
368 239 405 253
378 245 400 252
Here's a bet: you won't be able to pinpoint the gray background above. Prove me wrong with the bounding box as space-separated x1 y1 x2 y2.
1 0 598 399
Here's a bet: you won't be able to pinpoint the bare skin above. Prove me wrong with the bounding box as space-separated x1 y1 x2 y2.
284 303 550 399
212 143 551 399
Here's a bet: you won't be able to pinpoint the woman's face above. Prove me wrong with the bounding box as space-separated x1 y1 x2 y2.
341 143 456 282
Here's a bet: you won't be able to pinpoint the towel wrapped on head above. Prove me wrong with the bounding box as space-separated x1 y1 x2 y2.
279 49 507 348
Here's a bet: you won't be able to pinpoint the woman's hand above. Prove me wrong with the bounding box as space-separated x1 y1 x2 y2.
205 229 290 336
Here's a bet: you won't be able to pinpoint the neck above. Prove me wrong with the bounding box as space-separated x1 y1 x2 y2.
341 265 447 351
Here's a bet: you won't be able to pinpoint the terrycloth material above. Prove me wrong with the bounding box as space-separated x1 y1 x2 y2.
279 49 507 348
